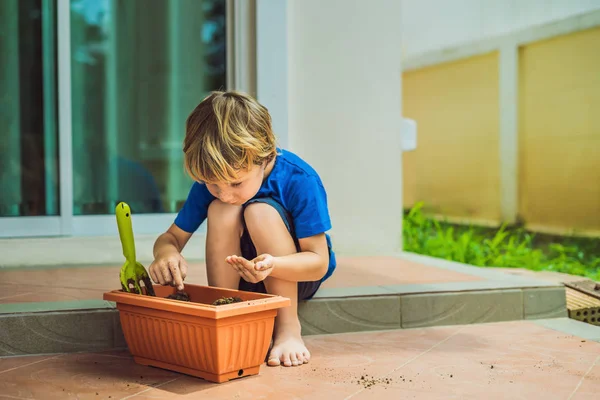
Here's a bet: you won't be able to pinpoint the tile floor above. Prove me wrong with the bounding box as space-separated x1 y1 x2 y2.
1 320 598 399
0 257 481 304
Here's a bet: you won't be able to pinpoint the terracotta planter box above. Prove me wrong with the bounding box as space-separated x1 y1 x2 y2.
103 284 290 383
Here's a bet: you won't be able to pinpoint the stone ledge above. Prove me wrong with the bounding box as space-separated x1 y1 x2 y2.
524 287 568 320
0 309 124 357
299 296 401 335
0 285 567 356
401 290 523 329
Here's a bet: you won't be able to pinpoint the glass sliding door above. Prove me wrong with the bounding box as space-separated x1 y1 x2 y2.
0 0 59 218
0 0 232 238
70 0 227 219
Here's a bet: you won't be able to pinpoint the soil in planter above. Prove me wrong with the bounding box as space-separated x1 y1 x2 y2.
164 292 244 306
166 291 191 302
212 296 243 306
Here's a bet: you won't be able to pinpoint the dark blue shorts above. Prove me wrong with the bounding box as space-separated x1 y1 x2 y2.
238 197 324 301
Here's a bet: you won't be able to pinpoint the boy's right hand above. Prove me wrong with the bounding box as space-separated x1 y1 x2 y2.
149 252 188 291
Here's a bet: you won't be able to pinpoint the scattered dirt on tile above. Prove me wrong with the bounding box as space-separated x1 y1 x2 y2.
307 367 395 388
355 374 393 389
212 296 243 305
166 291 191 302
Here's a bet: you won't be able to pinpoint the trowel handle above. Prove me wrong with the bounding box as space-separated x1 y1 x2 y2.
116 202 136 264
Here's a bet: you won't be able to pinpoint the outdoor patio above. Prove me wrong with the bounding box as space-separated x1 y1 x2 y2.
1 319 599 399
1 252 599 399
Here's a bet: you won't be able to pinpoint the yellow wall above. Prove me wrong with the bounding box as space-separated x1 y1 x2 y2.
519 27 600 234
402 52 501 223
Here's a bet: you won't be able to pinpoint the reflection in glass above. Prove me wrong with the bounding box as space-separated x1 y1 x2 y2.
0 0 59 217
70 0 227 215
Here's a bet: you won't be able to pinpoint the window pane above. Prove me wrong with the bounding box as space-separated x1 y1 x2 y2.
0 0 59 217
70 0 227 215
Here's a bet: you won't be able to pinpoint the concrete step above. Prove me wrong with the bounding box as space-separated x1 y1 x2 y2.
0 253 569 356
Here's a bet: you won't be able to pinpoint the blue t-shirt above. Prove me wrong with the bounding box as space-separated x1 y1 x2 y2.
174 149 336 281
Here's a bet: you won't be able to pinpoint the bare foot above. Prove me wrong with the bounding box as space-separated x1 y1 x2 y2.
267 321 310 367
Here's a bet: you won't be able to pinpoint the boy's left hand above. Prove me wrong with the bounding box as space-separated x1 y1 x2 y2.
226 254 275 283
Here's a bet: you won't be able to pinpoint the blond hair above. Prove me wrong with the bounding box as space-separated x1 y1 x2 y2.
183 91 277 183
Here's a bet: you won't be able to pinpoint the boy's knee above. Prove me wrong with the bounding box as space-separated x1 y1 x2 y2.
207 199 243 235
263 275 296 291
243 202 283 232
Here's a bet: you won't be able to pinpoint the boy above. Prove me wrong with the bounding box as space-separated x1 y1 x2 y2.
148 90 336 368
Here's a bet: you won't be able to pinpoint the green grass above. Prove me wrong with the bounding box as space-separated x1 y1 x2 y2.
403 202 600 281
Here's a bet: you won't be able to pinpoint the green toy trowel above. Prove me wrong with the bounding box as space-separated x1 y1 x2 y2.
116 202 155 296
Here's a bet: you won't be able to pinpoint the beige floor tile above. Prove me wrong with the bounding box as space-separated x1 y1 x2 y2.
0 257 482 304
1 321 599 399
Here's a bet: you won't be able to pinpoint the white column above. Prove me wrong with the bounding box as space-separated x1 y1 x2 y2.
57 0 73 233
232 0 256 96
256 0 289 148
287 0 404 255
499 43 519 224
